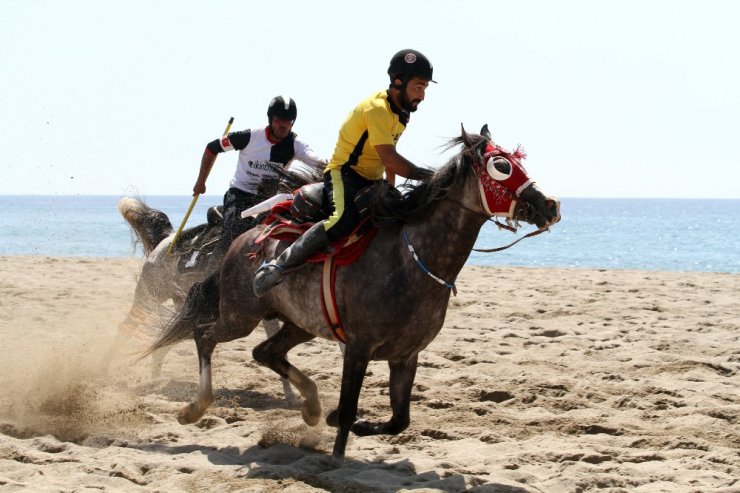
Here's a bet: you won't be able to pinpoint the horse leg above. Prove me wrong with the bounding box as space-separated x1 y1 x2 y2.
122 300 173 379
261 318 299 405
252 322 321 425
149 345 172 379
177 321 218 424
328 347 371 459
99 328 132 374
101 294 157 373
351 354 418 437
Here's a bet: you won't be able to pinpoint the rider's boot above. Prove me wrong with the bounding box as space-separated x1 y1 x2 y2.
253 222 329 297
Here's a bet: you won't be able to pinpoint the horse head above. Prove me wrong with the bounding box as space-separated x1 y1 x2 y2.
461 124 561 229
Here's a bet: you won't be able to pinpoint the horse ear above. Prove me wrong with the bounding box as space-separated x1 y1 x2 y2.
460 123 476 148
480 124 491 140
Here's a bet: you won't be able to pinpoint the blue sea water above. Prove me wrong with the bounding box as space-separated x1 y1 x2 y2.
0 195 738 273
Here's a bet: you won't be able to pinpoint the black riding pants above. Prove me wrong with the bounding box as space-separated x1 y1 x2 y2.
220 187 259 250
322 166 376 242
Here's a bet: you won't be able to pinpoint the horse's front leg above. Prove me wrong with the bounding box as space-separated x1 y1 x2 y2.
178 322 217 424
252 322 320 424
328 347 371 459
351 354 418 436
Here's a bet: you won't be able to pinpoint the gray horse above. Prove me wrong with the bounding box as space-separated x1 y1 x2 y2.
111 165 321 402
148 125 561 458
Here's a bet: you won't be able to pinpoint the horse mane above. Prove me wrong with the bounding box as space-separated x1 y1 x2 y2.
370 130 487 225
260 162 324 197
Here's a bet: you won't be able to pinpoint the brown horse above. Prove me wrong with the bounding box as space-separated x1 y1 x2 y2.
148 125 561 458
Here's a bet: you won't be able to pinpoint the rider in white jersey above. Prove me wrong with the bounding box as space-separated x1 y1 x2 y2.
193 96 328 250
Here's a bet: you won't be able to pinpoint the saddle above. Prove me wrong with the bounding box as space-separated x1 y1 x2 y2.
254 182 387 343
174 206 224 273
255 182 379 266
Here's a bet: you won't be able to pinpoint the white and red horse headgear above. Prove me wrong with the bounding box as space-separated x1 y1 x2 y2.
473 142 533 217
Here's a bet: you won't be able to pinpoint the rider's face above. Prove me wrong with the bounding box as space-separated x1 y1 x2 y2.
403 77 429 112
269 116 294 140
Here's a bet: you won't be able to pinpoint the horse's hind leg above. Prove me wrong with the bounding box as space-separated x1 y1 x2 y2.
351 354 418 437
252 322 321 425
177 321 220 424
101 296 157 373
261 318 299 405
149 345 172 379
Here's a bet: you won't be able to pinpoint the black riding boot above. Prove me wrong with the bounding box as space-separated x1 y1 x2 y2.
253 222 329 297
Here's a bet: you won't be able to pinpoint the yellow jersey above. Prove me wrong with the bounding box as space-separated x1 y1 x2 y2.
325 90 408 180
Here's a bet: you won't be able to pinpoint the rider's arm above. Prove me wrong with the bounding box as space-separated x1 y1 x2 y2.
375 145 433 181
193 149 217 195
193 130 253 196
385 169 396 187
294 139 328 171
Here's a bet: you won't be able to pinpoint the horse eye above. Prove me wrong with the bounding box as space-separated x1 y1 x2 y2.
486 157 512 181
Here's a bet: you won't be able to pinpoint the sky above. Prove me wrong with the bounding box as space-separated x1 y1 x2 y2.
2 0 739 199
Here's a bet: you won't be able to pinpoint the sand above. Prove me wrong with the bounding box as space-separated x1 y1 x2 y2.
0 255 738 492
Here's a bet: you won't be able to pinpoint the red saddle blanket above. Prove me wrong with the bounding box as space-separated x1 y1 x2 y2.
253 200 377 266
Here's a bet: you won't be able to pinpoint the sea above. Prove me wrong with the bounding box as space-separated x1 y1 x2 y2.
1 195 738 274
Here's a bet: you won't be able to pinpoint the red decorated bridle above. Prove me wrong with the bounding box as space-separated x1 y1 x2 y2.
471 142 532 217
405 136 550 297
469 141 549 251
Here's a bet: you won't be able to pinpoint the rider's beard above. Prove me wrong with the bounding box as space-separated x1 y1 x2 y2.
270 125 289 140
401 92 421 112
406 99 421 112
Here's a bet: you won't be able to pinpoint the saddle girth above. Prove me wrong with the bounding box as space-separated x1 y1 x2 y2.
321 256 346 344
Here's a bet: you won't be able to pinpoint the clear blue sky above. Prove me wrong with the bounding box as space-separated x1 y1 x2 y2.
2 0 739 199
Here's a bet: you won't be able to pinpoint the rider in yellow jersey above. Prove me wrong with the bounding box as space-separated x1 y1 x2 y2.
254 49 436 296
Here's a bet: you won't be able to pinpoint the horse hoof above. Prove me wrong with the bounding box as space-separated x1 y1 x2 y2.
325 409 339 427
351 420 383 436
177 403 200 425
301 400 322 427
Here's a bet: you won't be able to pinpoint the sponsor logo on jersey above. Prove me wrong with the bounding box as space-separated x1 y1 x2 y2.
247 160 277 171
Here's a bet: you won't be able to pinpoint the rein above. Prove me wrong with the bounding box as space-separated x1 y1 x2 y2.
441 196 549 253
473 226 548 252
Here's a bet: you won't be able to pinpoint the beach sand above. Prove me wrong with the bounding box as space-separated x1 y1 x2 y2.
0 255 738 492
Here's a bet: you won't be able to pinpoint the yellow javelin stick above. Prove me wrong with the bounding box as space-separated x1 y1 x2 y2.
167 116 234 255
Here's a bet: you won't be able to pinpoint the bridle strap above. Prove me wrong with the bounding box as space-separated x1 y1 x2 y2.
403 228 457 296
441 196 549 253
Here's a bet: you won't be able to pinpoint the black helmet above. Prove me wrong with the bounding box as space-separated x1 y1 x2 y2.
387 49 435 83
267 95 297 122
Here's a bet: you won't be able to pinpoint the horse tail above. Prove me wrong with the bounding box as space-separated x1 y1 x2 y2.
145 271 221 355
118 197 174 255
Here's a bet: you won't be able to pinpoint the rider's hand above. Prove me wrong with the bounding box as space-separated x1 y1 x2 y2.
193 181 206 196
410 167 435 182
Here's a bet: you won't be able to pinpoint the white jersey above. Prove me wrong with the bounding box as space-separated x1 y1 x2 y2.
214 126 327 195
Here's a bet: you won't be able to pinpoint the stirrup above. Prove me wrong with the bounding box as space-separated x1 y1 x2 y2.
253 261 286 297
